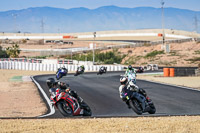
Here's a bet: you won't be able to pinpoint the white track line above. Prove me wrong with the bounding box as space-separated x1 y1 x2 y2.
31 76 55 117
141 79 200 92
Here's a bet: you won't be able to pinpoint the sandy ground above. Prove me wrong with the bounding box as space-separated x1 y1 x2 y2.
0 116 200 133
0 69 200 132
0 70 55 117
137 75 200 90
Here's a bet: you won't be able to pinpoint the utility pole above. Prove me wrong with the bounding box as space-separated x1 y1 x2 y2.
161 0 165 49
93 32 96 65
41 18 45 34
12 14 18 33
194 14 199 33
41 18 45 44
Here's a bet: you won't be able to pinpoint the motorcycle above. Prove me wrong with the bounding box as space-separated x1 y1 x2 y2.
127 72 136 84
51 89 92 117
74 67 85 76
56 67 68 80
124 88 156 115
97 66 107 75
136 67 144 73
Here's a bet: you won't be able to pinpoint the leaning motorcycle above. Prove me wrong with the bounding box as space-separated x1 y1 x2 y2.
56 67 68 80
136 67 144 73
125 88 156 115
74 67 84 76
97 66 107 75
51 90 92 116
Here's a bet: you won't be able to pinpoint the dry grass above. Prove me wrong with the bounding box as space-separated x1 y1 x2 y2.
0 116 200 133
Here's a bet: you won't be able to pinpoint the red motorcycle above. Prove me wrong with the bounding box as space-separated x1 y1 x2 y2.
51 90 92 117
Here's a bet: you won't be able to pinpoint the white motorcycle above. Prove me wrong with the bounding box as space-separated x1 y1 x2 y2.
127 72 136 84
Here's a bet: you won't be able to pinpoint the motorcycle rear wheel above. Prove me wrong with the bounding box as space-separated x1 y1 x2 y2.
129 100 143 115
57 101 73 117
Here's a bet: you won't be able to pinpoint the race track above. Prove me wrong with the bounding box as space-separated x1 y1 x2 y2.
33 72 200 118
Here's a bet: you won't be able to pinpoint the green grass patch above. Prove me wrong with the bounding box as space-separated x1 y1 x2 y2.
9 76 22 82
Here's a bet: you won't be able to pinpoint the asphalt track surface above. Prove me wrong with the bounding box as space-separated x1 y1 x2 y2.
34 72 200 118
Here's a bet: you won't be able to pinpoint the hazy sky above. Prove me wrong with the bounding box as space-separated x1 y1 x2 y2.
0 0 199 12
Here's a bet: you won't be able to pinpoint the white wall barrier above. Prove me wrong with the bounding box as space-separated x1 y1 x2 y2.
0 61 124 72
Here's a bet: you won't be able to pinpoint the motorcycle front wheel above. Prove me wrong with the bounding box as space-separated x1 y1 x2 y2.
148 102 156 114
57 101 73 117
129 99 143 115
56 73 62 80
80 102 92 116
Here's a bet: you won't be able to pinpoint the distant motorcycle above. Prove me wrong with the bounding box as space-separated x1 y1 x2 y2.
56 67 68 80
51 89 92 117
97 66 107 75
74 66 85 76
136 67 144 73
124 88 156 115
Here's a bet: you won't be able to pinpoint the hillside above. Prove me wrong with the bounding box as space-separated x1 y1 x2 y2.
119 41 200 67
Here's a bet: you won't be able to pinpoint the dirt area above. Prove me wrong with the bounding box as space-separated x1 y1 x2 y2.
137 75 200 90
119 41 200 67
0 70 54 117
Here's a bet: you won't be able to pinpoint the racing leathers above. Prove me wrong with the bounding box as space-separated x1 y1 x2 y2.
125 68 137 77
119 81 148 111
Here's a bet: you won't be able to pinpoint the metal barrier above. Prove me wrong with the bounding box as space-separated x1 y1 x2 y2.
57 60 73 64
0 61 124 72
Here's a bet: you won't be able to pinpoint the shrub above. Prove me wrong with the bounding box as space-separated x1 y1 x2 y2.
186 57 200 63
66 50 124 64
145 50 164 58
0 46 9 58
194 50 200 54
5 44 20 58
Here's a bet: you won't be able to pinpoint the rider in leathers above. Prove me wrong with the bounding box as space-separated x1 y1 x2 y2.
119 76 149 111
46 78 82 104
125 65 137 77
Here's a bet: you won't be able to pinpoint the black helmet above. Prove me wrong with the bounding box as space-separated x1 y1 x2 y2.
120 76 128 85
58 81 69 90
46 78 55 88
128 65 132 70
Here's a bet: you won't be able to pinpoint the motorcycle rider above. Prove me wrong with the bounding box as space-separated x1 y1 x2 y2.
98 66 107 74
80 65 85 72
119 76 149 111
100 66 107 73
125 65 137 77
46 78 60 103
57 81 83 103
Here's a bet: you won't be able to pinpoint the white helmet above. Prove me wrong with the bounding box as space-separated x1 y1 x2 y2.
120 76 127 85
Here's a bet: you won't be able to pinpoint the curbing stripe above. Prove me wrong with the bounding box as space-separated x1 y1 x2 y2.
31 76 55 118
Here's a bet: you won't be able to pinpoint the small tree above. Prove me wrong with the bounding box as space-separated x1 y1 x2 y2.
0 46 9 58
6 44 20 58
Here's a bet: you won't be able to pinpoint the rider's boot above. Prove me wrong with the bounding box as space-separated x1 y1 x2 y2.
126 101 131 109
77 96 83 103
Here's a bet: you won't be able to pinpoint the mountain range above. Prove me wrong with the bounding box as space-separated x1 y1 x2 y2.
0 6 199 33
